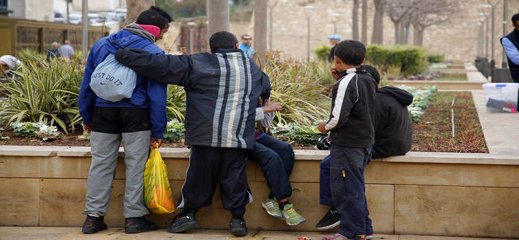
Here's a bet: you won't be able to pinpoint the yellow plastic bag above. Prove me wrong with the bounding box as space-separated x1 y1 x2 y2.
144 146 175 214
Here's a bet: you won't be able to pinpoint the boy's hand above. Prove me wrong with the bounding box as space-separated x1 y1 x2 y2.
150 138 163 148
331 67 340 81
317 122 329 133
262 102 282 113
83 124 92 134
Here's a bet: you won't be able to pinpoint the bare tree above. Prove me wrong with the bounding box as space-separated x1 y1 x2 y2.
352 0 360 40
387 0 417 45
371 0 386 44
410 0 458 46
126 0 155 24
361 0 368 44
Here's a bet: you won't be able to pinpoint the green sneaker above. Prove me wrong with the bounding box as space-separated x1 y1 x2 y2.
261 198 282 219
281 204 306 226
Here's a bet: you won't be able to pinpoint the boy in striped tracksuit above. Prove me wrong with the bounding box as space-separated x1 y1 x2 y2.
115 31 271 237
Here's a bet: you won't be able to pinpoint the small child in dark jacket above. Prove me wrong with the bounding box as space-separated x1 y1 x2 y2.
317 40 378 240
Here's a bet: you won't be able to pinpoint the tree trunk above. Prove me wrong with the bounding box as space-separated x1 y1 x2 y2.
371 0 385 44
413 23 423 45
361 0 368 44
416 28 424 46
393 21 401 44
254 0 267 58
352 0 360 41
126 0 155 24
402 20 410 45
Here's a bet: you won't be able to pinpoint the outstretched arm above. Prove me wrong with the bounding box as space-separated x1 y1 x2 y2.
115 47 191 86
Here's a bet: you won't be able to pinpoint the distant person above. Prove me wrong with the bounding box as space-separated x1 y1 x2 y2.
327 34 341 62
47 42 60 62
0 55 22 78
501 13 519 83
59 40 74 59
253 101 306 226
239 34 254 58
317 40 377 240
78 6 172 235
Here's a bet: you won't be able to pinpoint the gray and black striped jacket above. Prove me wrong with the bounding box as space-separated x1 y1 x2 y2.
116 47 271 150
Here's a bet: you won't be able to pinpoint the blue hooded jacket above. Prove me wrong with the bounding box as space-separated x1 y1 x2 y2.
78 29 167 139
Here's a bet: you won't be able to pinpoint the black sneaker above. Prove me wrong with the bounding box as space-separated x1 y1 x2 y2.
315 207 341 230
82 215 107 234
167 211 199 233
229 218 248 236
124 216 159 234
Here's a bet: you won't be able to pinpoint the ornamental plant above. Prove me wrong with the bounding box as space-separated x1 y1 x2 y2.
399 85 438 122
10 121 60 140
163 119 185 142
270 122 322 145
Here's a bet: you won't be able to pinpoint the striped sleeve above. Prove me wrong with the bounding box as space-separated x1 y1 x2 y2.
325 73 356 131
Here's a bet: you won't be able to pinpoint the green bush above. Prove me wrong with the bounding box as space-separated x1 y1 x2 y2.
427 53 445 63
270 123 322 145
163 119 185 142
0 52 84 133
366 45 428 77
314 45 332 62
258 53 333 126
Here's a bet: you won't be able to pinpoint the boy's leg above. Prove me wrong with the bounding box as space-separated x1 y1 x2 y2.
169 146 221 233
319 155 333 206
250 141 292 201
121 130 151 218
178 146 220 210
316 154 341 230
219 148 251 215
330 145 370 239
83 131 122 216
255 135 295 176
219 148 251 236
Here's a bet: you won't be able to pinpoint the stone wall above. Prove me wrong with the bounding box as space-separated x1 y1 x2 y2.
233 0 519 64
1 147 519 238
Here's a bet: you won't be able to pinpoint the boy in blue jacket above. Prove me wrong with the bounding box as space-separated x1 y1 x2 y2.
78 6 171 234
115 31 271 237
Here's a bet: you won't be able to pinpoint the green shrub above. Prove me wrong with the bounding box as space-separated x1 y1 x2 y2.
166 85 186 122
0 52 84 133
427 53 445 63
258 53 333 126
163 119 185 142
314 45 332 62
366 45 428 77
9 121 60 139
270 123 322 145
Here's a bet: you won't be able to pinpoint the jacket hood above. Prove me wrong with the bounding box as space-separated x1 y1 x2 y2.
105 26 154 54
378 86 413 106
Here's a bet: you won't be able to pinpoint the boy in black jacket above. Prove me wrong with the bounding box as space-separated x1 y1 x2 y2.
317 40 377 240
115 31 271 237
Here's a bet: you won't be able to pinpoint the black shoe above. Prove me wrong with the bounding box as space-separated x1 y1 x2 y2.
229 218 248 236
315 207 341 230
124 216 159 234
167 211 199 233
82 215 107 234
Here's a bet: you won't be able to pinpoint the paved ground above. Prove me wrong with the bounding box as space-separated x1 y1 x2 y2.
1 63 516 240
0 227 511 240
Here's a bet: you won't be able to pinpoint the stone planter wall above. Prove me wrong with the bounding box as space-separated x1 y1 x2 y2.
1 146 518 238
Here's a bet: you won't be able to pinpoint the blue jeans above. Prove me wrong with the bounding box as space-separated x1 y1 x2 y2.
325 144 373 238
250 135 294 200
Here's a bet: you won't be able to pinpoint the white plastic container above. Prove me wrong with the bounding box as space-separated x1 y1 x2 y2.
482 83 519 113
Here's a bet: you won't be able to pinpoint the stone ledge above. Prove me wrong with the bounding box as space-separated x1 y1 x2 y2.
1 146 518 165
